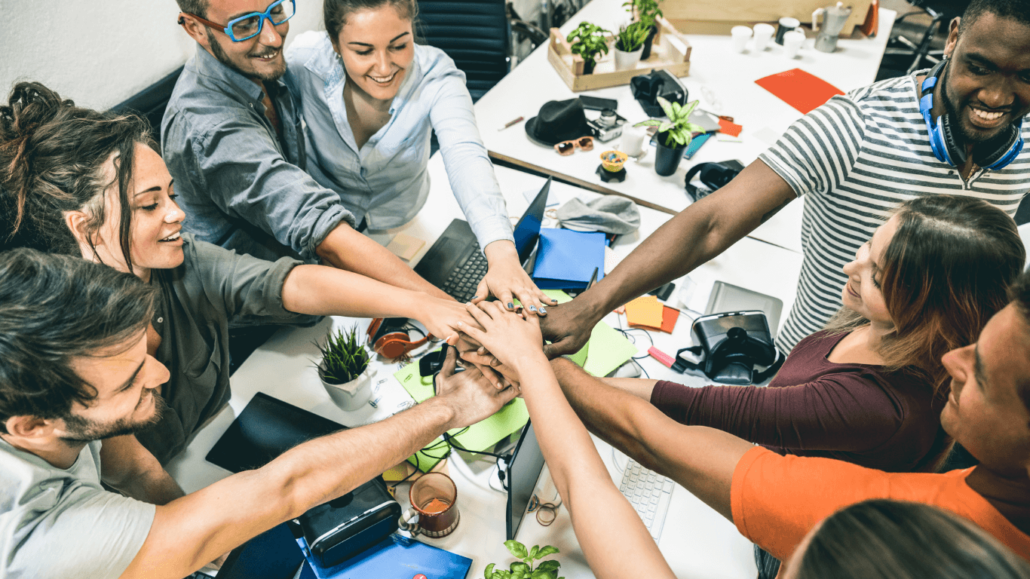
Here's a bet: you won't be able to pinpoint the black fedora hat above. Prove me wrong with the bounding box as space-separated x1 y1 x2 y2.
525 99 593 147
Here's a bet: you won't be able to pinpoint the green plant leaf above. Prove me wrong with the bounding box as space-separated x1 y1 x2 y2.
511 570 528 579
658 121 674 133
530 570 557 579
511 562 531 574
656 96 673 118
505 540 529 559
634 119 661 127
486 563 496 579
536 546 560 559
536 561 561 572
529 545 540 560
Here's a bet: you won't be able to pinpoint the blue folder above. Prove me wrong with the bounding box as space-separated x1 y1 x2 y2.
297 533 472 579
531 228 606 290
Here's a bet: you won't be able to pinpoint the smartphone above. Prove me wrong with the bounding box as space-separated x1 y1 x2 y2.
579 95 618 111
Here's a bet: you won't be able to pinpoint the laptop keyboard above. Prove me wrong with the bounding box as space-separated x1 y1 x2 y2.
619 458 674 542
440 243 488 302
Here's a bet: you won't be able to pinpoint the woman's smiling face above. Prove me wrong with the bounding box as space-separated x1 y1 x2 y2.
334 4 415 101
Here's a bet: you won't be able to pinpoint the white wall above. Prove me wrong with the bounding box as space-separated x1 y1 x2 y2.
0 0 325 111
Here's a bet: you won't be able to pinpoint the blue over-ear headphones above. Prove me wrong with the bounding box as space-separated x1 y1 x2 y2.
919 59 1024 170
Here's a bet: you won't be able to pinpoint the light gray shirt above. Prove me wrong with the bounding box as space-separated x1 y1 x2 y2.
136 234 316 463
285 32 514 249
0 438 155 579
162 46 355 263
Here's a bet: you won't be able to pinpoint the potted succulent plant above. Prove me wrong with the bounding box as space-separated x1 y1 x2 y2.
566 22 611 75
614 21 649 70
484 540 564 579
623 0 664 59
635 97 705 176
316 325 376 411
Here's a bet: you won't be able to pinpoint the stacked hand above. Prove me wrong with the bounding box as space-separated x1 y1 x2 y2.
434 338 519 430
456 301 549 389
477 240 558 317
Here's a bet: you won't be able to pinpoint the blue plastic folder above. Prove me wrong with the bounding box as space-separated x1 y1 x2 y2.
297 534 472 579
531 228 606 290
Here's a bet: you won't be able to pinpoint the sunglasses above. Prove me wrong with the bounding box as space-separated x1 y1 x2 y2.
177 0 296 42
554 136 595 156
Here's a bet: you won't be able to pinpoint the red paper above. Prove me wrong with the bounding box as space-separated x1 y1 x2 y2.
717 118 743 137
755 68 845 114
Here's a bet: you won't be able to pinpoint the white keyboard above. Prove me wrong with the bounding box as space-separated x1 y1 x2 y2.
618 458 675 542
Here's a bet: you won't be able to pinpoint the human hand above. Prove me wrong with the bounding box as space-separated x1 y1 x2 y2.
539 300 596 358
460 350 520 389
476 241 557 316
435 343 518 430
457 301 547 377
418 298 481 343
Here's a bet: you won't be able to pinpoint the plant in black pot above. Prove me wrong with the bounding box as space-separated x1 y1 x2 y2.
566 22 611 75
623 0 664 59
614 21 649 71
635 98 705 177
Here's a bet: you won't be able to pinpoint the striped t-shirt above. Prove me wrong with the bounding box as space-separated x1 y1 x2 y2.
760 70 1030 352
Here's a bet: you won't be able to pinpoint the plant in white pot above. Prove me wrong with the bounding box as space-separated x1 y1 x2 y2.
317 325 376 411
566 22 611 75
635 98 705 176
614 22 649 70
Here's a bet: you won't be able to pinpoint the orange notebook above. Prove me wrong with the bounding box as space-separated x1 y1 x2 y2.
755 68 845 114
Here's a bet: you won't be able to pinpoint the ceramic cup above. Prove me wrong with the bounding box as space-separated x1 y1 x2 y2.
753 23 775 51
731 26 752 53
783 29 806 59
620 126 647 157
398 472 460 539
775 17 801 45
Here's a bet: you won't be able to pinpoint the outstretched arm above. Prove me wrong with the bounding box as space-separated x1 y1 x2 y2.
541 161 795 356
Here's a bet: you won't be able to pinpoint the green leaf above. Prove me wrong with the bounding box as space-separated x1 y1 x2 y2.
496 571 512 579
537 561 561 572
511 571 528 579
536 546 560 559
486 563 496 579
671 101 682 116
530 570 557 579
511 562 531 574
658 121 674 133
529 545 540 560
505 540 529 559
634 119 661 127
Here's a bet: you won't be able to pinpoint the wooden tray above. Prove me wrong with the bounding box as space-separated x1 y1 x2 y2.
547 17 691 92
662 0 873 37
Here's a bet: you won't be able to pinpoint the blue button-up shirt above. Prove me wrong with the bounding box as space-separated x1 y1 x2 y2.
285 32 514 250
162 46 355 263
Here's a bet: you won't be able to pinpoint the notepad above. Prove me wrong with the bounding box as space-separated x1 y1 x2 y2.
717 118 743 137
755 68 845 114
629 305 680 334
532 228 606 290
626 295 663 328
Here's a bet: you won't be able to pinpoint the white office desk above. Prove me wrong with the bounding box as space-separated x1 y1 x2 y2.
167 157 803 578
476 0 896 253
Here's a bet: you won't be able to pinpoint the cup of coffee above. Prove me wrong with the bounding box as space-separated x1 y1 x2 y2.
775 17 801 45
620 125 647 157
398 472 460 538
783 29 806 59
731 26 752 53
753 23 775 51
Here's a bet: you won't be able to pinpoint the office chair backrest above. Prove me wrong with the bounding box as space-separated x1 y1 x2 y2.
110 66 184 148
416 0 509 102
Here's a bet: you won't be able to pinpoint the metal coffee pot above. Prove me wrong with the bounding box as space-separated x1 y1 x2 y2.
812 2 853 53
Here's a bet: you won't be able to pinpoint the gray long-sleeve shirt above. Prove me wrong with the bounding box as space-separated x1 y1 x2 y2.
161 47 355 263
136 234 315 463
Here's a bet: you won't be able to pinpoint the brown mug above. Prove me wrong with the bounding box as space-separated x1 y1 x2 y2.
398 472 460 538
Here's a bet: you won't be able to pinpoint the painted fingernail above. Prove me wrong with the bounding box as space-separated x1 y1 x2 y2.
528 306 538 312
551 298 558 303
472 295 478 300
540 306 548 314
507 302 514 309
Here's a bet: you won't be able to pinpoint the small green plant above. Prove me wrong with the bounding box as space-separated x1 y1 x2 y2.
484 540 564 579
566 22 611 71
623 0 664 28
615 21 649 52
316 326 370 385
635 97 705 148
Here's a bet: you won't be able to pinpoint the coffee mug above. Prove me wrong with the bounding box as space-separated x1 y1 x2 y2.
620 126 647 157
753 23 775 51
398 472 460 538
730 26 753 53
783 29 806 59
775 17 801 45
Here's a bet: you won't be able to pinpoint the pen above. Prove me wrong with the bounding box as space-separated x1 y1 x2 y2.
499 116 524 131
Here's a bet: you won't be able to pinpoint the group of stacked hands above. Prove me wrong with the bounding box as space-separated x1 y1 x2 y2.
1 0 1030 578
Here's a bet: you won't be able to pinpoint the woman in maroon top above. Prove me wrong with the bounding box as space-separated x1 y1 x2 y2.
609 195 1024 473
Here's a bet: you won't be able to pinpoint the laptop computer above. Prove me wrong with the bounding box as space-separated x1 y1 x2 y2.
415 178 552 302
506 421 546 541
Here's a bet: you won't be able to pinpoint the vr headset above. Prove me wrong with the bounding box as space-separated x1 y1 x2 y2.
684 160 744 202
673 311 784 385
630 70 687 118
367 317 430 360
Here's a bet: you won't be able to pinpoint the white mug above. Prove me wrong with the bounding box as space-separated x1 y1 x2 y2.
783 29 806 59
753 23 775 51
620 126 647 157
731 26 752 53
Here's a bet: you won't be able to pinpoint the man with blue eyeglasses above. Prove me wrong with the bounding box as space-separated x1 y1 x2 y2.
162 0 452 299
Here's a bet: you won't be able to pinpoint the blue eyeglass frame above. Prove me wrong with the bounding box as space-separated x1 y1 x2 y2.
178 0 296 42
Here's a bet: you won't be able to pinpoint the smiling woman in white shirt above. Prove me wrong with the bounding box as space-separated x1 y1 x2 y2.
285 0 554 313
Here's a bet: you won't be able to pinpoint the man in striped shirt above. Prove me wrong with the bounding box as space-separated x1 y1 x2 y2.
541 0 1030 357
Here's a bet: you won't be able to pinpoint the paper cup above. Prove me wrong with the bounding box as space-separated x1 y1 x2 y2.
783 29 805 59
620 126 647 157
753 23 775 51
731 26 752 53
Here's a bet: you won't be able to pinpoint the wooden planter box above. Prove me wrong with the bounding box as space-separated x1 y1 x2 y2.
548 17 691 92
663 0 873 37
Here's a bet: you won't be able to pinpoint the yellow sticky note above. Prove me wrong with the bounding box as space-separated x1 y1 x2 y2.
625 295 663 328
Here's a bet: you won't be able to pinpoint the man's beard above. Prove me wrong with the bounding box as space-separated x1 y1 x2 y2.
60 389 166 443
940 60 1015 151
207 29 287 83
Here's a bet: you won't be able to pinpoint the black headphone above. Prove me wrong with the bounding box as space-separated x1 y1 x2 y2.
919 59 1024 169
684 161 744 202
673 327 785 385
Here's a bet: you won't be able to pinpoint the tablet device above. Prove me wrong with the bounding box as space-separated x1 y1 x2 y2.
206 392 347 473
506 421 546 541
189 523 303 579
705 281 784 339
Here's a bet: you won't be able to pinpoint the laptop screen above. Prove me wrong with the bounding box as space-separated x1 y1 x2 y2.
506 421 546 540
513 178 552 264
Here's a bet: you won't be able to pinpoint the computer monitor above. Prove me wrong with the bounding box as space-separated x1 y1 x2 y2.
506 421 546 541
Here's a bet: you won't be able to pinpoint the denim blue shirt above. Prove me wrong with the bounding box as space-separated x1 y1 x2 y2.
162 46 355 263
285 32 513 249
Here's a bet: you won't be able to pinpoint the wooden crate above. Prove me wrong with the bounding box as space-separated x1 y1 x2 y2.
547 17 691 92
662 0 873 37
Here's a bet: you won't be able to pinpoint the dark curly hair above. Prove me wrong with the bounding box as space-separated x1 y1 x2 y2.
960 0 1030 34
0 81 153 272
0 248 156 431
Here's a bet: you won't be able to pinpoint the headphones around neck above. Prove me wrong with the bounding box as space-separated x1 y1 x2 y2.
919 59 1024 170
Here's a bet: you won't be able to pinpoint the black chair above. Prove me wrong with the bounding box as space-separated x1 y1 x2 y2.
886 0 969 74
110 66 183 147
416 0 545 102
